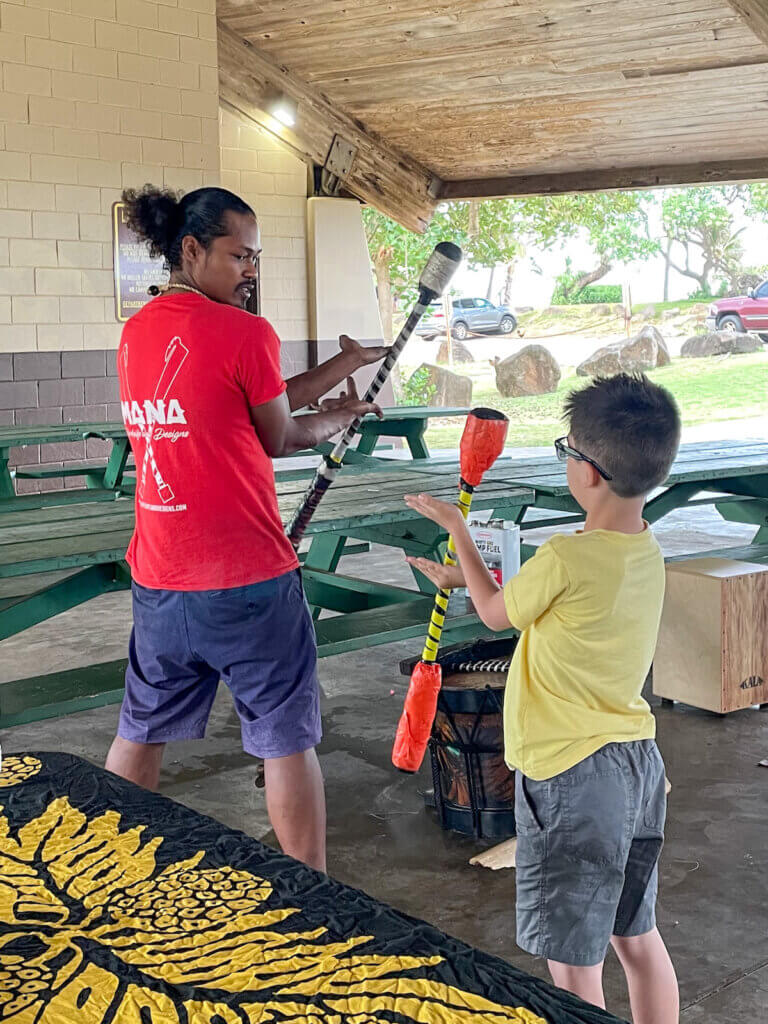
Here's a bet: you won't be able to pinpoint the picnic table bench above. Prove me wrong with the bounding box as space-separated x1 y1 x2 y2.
352 404 470 458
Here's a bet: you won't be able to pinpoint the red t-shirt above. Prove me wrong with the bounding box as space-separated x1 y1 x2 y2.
118 292 299 590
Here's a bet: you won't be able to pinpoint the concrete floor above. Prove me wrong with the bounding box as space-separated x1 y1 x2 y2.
3 505 768 1022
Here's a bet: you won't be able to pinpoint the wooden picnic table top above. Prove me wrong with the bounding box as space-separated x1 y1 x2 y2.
0 407 471 451
0 467 533 577
389 439 768 496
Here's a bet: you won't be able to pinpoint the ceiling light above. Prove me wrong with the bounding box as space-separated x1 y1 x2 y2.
268 94 297 128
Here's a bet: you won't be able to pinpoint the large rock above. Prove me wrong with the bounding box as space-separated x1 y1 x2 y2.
576 325 670 377
594 304 612 315
661 307 680 321
640 304 656 319
643 325 671 366
412 363 473 407
492 345 561 397
680 331 763 358
620 324 670 369
436 336 474 364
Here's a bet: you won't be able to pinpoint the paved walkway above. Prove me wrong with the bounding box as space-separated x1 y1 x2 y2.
1 484 765 1021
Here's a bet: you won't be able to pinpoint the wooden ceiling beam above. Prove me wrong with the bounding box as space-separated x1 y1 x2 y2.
724 0 768 48
439 159 768 200
217 22 438 233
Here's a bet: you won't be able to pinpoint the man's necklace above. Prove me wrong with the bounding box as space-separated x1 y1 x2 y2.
149 282 207 299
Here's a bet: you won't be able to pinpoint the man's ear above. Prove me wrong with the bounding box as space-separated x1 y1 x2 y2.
180 234 202 264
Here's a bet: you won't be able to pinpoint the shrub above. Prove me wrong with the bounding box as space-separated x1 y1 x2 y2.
687 281 728 302
401 366 436 406
551 281 622 305
551 265 621 304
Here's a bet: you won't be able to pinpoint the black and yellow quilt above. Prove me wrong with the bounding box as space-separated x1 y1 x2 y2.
0 753 625 1024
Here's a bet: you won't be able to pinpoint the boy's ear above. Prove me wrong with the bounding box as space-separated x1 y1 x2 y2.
582 461 602 489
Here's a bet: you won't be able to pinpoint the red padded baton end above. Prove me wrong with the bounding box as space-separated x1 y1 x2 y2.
459 407 509 487
392 660 442 773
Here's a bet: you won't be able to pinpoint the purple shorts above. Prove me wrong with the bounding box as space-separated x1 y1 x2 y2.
118 569 321 759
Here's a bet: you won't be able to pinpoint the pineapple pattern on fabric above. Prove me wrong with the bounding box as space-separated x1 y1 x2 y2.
0 757 41 789
0 793 550 1024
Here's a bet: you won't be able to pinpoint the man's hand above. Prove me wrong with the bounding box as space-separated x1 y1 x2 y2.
406 556 465 591
339 333 389 367
312 377 383 419
404 492 464 533
311 376 357 412
340 397 383 421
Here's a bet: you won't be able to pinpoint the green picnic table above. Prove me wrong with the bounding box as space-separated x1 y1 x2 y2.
0 406 468 508
0 422 132 507
0 451 531 726
353 405 470 458
386 439 768 563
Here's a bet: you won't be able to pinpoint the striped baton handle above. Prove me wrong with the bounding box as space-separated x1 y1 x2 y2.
285 302 425 549
421 481 474 662
328 302 426 463
285 241 462 550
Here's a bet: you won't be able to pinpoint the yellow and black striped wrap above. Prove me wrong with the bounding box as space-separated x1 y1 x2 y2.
421 482 473 663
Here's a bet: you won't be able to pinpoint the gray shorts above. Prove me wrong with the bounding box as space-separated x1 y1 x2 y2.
514 739 666 966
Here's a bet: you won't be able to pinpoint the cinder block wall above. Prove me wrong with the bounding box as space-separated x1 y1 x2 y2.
0 0 220 360
0 0 315 485
0 0 220 484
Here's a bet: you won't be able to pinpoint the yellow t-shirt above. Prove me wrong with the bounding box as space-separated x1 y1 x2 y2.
503 526 663 781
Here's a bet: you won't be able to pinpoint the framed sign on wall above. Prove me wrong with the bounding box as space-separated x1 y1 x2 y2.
112 201 168 322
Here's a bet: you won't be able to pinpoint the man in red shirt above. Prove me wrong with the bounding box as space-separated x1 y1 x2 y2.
105 185 387 872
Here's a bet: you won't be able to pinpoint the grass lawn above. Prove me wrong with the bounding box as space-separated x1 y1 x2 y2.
517 300 711 339
419 351 768 449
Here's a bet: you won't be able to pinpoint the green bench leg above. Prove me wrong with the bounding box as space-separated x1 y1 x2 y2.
103 437 131 490
356 420 430 459
0 453 14 500
356 430 378 456
643 482 702 523
303 534 348 621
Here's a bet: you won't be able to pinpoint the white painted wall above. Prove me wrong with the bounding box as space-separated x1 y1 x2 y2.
307 197 394 406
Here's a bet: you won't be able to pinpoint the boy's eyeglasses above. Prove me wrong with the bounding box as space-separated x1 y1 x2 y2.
554 436 613 481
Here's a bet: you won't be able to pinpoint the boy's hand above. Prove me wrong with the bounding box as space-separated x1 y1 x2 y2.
406 556 466 591
404 493 463 532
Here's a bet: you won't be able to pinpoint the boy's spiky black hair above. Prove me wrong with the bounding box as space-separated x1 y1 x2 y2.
563 373 681 498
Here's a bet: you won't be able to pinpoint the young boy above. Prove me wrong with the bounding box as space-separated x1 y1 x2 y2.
405 373 681 1024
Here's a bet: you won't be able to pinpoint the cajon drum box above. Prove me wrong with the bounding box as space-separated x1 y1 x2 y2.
654 558 768 713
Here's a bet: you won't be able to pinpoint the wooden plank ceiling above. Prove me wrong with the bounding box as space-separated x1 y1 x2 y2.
217 0 768 228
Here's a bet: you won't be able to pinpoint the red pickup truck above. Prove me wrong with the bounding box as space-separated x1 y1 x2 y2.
706 282 768 341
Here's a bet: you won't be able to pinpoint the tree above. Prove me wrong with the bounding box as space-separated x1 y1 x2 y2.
661 186 749 294
461 199 526 306
362 204 463 342
517 191 658 299
363 190 659 329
